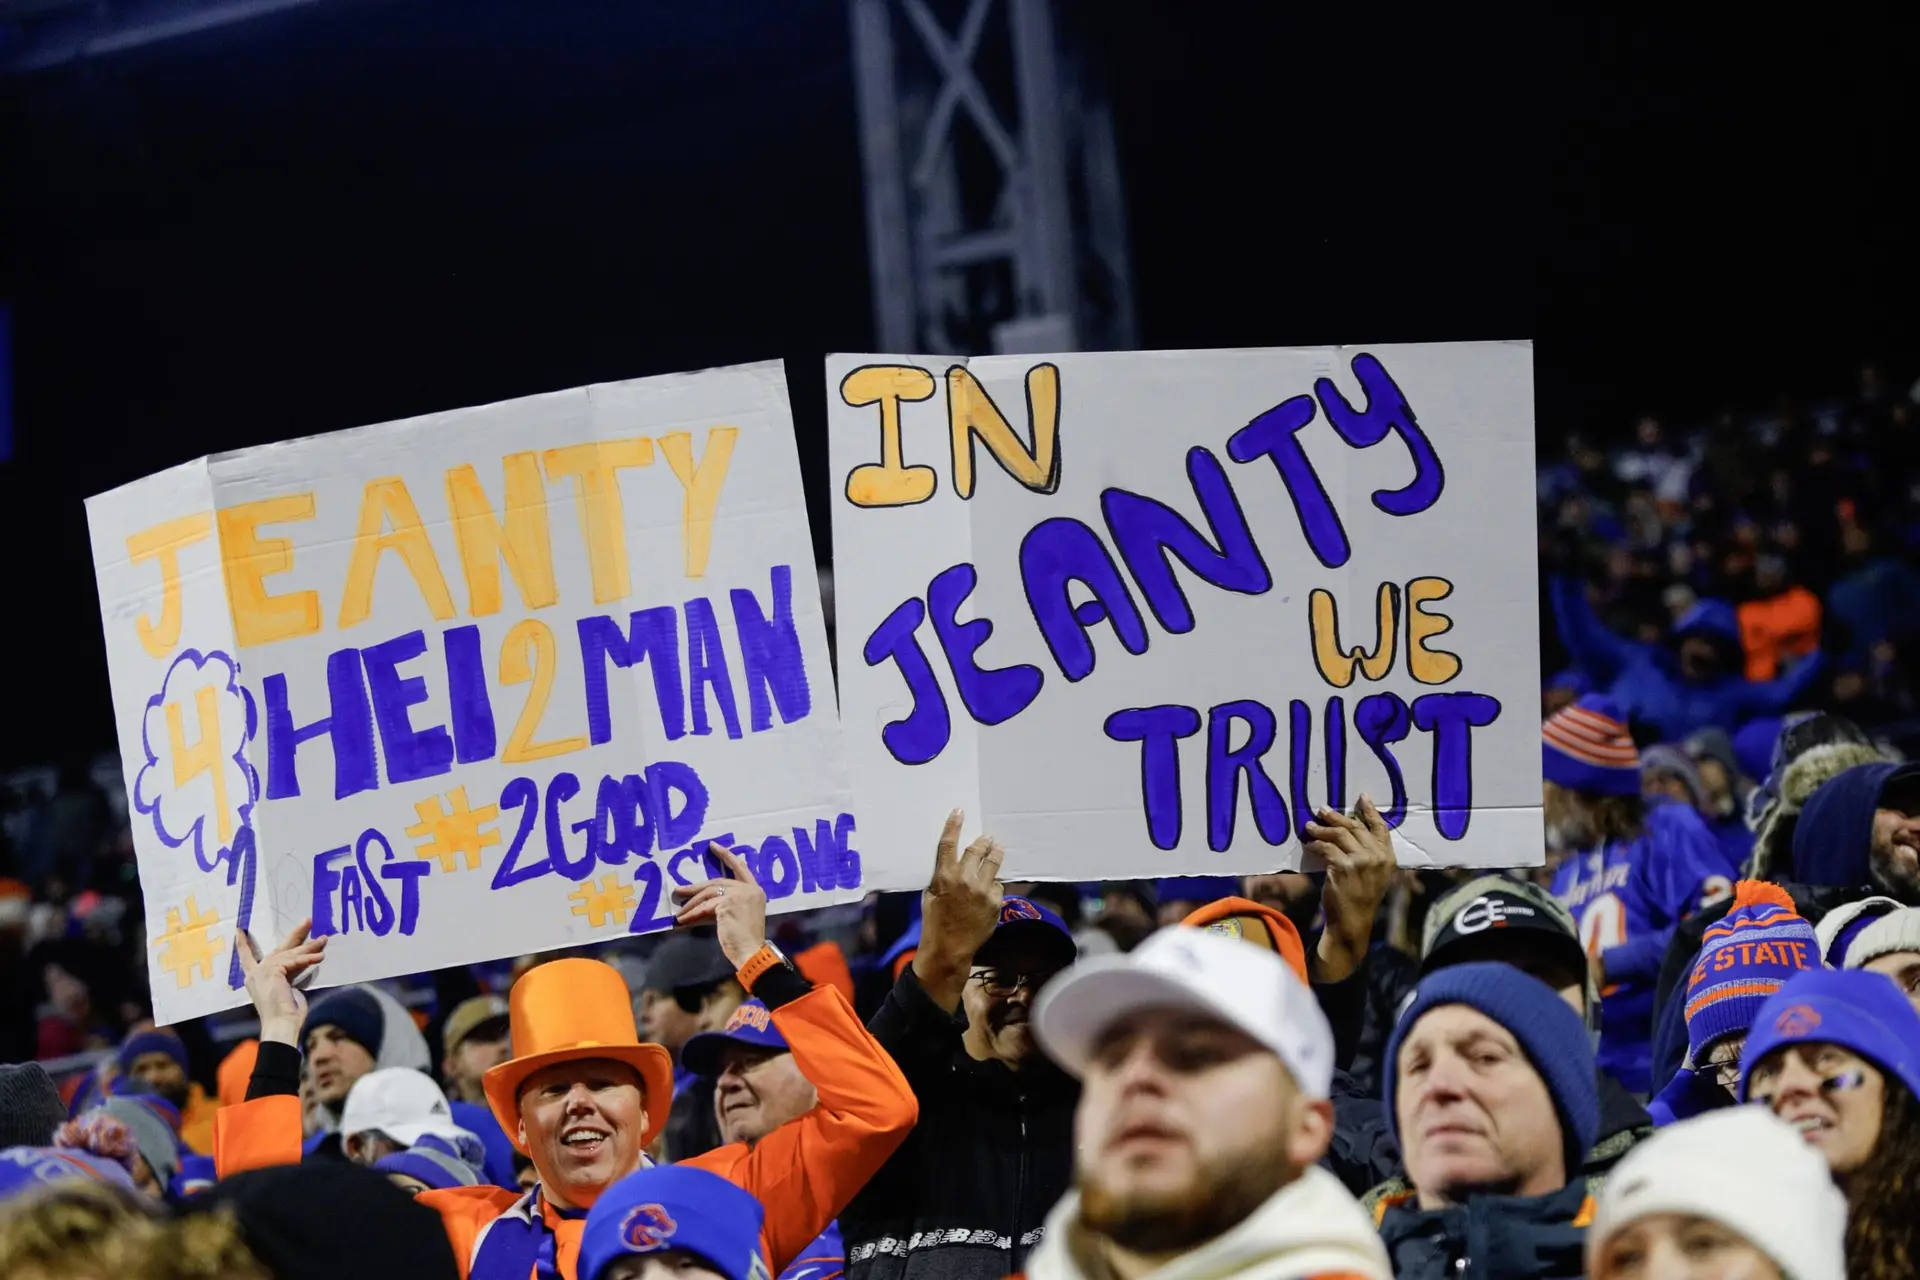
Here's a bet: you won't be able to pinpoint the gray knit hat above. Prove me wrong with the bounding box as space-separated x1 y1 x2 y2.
1844 907 1920 972
0 1063 69 1150
100 1095 181 1186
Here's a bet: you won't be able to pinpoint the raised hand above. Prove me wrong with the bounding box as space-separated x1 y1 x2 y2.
237 920 328 1047
672 843 769 969
914 808 1005 1011
1305 794 1396 984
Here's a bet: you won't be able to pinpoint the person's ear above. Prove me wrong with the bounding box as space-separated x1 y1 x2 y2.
1287 1097 1335 1170
516 1117 528 1150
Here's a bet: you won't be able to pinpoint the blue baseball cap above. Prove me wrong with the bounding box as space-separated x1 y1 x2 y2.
681 1001 789 1078
580 1165 767 1280
1739 967 1920 1104
975 895 1077 970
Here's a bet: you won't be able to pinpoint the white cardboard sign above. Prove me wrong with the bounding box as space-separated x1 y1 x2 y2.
826 344 1543 883
90 361 856 1024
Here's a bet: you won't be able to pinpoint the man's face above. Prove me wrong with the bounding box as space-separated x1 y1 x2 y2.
711 1045 818 1146
304 1025 377 1108
126 1051 189 1109
1869 803 1920 902
516 1060 649 1210
1242 873 1318 926
344 1131 403 1166
1679 636 1720 682
605 1252 729 1280
449 1034 512 1094
1863 950 1920 1013
1695 758 1735 815
1643 770 1695 809
640 988 708 1058
1076 1007 1327 1256
962 939 1063 1067
1395 1004 1567 1209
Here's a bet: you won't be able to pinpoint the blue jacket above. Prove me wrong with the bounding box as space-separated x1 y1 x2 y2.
1549 577 1824 739
1378 1181 1591 1280
1551 802 1737 1093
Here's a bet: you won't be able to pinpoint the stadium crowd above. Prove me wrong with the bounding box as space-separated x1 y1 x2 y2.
3 363 1920 1280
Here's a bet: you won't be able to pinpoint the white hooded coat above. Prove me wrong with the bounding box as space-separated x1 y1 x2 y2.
1024 1164 1391 1280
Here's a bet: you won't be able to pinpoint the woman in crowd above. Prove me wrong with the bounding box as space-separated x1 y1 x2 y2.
1739 968 1920 1280
1586 1106 1845 1280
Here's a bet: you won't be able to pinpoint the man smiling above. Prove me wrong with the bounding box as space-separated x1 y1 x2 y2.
682 1000 844 1280
217 844 917 1280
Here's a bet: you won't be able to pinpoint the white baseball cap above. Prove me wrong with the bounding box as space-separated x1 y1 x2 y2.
339 1067 475 1148
1033 926 1334 1098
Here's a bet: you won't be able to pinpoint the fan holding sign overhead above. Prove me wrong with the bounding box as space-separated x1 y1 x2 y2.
825 343 1543 884
89 361 860 1025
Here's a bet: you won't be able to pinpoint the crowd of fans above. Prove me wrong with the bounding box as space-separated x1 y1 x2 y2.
3 365 1920 1280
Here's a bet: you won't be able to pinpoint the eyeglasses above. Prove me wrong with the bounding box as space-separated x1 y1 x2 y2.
1750 1068 1868 1109
968 968 1053 995
1706 1055 1743 1093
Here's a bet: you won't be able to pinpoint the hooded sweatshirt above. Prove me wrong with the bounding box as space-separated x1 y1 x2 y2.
1024 1165 1390 1280
304 984 436 1156
1549 576 1824 740
1790 761 1913 890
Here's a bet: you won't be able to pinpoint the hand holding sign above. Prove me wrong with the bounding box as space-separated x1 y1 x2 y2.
1305 795 1396 983
673 843 768 969
237 920 328 1046
914 808 1005 1012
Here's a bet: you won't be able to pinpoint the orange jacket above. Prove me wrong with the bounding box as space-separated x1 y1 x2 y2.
215 983 916 1280
177 1082 221 1156
1739 587 1821 681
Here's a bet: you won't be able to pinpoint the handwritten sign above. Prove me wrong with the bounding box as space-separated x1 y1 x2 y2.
826 345 1542 883
90 362 855 1024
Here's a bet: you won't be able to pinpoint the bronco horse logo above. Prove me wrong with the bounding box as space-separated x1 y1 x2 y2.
621 1204 679 1251
1773 1004 1823 1038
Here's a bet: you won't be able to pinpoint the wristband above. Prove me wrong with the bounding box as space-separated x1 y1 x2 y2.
737 942 788 991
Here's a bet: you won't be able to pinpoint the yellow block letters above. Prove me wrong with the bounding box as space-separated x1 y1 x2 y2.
126 512 214 658
218 494 322 649
842 364 938 507
543 438 655 605
446 453 559 616
657 427 739 579
339 478 457 629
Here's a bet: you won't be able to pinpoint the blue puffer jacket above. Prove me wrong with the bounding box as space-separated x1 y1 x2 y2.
1550 577 1825 740
1376 1181 1592 1280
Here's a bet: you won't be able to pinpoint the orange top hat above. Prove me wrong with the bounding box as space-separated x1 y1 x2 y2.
1181 896 1310 985
482 958 676 1151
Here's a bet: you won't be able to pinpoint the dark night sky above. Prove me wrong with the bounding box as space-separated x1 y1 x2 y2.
1 1 1914 767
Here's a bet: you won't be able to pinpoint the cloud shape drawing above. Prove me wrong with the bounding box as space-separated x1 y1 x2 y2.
135 649 259 873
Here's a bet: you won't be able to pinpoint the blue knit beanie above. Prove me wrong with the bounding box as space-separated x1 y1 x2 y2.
1542 694 1641 797
1386 962 1601 1174
1682 882 1819 1064
117 1030 190 1077
300 987 385 1059
1740 968 1920 1104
